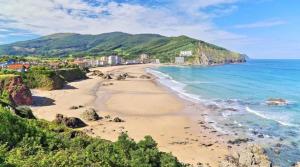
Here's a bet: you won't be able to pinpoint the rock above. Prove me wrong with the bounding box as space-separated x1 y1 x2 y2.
81 108 101 121
54 114 86 128
266 98 288 106
206 104 220 110
113 117 124 122
69 130 86 138
139 75 151 79
91 70 104 77
14 106 36 119
224 108 238 112
257 134 264 138
102 74 113 80
228 138 252 145
294 162 300 167
116 74 126 80
0 75 32 106
220 145 272 167
70 106 79 110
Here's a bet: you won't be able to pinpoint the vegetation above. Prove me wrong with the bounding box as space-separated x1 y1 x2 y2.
0 66 86 90
0 32 246 63
0 107 184 167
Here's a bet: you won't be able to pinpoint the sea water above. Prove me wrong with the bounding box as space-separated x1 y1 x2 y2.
148 60 300 166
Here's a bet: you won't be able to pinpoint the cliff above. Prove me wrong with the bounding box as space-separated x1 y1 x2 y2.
0 74 32 106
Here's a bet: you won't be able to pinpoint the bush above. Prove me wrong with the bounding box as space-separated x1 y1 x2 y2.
0 107 185 166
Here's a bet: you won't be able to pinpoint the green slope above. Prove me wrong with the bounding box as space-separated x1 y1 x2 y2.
0 106 184 166
0 32 246 63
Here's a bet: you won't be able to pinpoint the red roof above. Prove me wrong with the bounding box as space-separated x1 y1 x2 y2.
7 64 30 70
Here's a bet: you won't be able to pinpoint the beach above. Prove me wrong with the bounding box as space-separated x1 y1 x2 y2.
31 64 243 166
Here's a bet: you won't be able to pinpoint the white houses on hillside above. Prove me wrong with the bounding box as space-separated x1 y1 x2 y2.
180 51 193 57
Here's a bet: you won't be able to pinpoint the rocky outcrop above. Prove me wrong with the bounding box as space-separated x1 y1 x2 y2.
54 114 86 128
220 145 272 167
81 108 101 121
0 75 32 106
266 98 288 106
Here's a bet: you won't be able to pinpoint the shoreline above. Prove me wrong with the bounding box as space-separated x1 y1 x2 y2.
31 64 264 166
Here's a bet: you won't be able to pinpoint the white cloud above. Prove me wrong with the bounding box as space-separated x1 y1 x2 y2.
0 0 247 51
234 19 286 29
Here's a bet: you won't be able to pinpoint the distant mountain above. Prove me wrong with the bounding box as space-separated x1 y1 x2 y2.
0 32 246 64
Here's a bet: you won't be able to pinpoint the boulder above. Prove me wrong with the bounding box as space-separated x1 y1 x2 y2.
116 74 126 80
0 75 32 106
113 117 124 122
220 145 272 167
294 162 300 167
266 98 288 106
81 108 101 121
91 70 104 77
102 74 113 80
54 114 86 128
15 106 36 119
228 138 252 145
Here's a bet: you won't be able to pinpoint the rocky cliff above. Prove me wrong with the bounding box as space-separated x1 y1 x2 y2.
0 75 32 106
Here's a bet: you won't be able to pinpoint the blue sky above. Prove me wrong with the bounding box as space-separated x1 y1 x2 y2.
0 0 299 59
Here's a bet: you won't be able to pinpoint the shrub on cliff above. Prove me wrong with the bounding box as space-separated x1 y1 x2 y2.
23 66 65 90
56 68 87 82
0 107 184 167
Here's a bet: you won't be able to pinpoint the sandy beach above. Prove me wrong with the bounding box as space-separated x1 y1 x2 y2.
31 64 236 166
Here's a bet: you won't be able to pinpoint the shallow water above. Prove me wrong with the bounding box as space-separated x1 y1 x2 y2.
148 60 300 166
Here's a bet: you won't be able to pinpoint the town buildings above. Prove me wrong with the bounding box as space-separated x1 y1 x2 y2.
108 55 121 65
140 54 150 64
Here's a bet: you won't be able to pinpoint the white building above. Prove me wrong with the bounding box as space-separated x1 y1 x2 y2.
180 51 193 57
155 59 160 64
140 53 150 63
175 57 185 64
108 55 121 65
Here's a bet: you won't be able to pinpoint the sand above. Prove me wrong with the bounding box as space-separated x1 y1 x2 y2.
31 64 234 166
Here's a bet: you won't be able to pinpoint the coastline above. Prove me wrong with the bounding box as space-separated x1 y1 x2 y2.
31 64 261 166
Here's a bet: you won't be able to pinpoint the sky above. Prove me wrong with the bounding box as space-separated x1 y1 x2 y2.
0 0 299 59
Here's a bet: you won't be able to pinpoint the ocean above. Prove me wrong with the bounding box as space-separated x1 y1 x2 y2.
148 59 300 166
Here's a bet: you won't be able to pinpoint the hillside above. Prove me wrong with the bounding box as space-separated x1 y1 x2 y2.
0 32 246 64
0 106 184 166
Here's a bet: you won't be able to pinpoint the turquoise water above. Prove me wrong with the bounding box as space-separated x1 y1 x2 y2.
149 60 300 166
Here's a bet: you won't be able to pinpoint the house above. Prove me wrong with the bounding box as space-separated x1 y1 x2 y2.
140 54 150 64
7 64 30 72
175 57 184 64
180 51 193 57
108 55 121 65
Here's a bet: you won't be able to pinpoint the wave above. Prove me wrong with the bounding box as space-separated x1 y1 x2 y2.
245 107 297 127
148 68 299 128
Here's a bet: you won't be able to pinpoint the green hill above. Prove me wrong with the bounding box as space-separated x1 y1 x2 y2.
0 32 246 64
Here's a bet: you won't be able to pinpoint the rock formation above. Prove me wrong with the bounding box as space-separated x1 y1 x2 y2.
220 145 272 167
81 108 101 121
266 98 288 106
0 75 32 106
54 114 86 128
